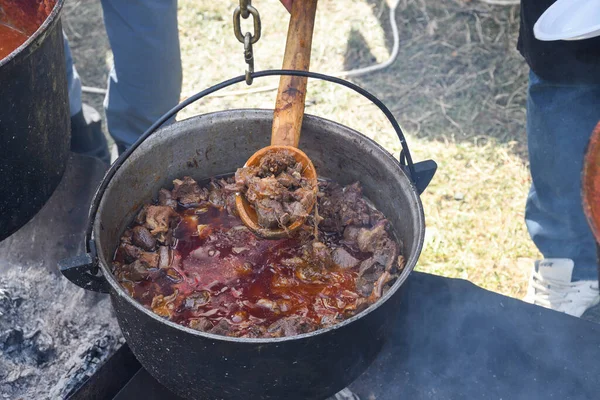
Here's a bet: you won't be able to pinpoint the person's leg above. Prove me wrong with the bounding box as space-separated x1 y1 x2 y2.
100 0 182 151
525 70 600 282
64 33 110 164
63 32 82 117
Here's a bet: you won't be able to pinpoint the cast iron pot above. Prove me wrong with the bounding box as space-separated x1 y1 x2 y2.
61 71 436 399
0 0 70 241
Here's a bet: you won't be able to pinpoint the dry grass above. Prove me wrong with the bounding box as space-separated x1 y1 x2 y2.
415 138 538 297
63 0 540 298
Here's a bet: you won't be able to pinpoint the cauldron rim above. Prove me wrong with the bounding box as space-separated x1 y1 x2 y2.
0 0 65 69
95 109 425 344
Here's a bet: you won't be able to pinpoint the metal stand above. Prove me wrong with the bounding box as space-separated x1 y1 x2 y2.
72 273 600 400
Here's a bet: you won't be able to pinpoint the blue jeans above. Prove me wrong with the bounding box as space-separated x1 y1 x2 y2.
525 71 600 282
64 0 182 149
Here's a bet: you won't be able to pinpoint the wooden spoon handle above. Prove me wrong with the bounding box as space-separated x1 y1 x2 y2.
271 0 318 147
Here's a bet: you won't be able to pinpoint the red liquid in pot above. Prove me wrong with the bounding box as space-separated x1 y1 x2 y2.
115 204 363 337
112 177 402 338
0 0 56 60
0 25 28 59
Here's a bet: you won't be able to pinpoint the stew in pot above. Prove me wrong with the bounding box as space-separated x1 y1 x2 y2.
112 172 404 338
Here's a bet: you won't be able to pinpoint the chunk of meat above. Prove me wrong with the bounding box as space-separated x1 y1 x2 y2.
138 252 159 269
160 230 175 246
132 226 156 251
339 183 371 227
221 182 238 215
353 221 399 272
151 291 179 318
372 239 398 272
246 176 287 203
172 176 208 205
332 248 359 269
145 205 180 235
356 263 385 297
120 229 133 244
397 255 406 270
208 180 225 207
189 318 213 332
258 151 297 177
295 263 325 282
234 149 316 229
343 225 361 243
134 205 148 225
209 319 232 336
120 243 159 268
120 243 142 263
277 172 299 188
248 180 312 228
371 271 393 299
267 316 316 337
235 166 260 187
283 201 307 222
255 199 288 228
119 260 151 282
320 313 344 328
158 189 177 208
358 257 377 277
256 298 281 313
310 242 333 270
242 325 268 338
369 209 386 226
293 187 316 213
190 246 220 259
354 298 370 314
158 246 173 269
318 182 371 233
207 179 238 215
356 221 388 253
184 291 211 311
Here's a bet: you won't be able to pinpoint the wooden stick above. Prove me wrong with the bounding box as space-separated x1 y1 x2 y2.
271 0 318 147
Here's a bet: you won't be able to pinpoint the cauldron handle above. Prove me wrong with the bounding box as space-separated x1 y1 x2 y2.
60 70 436 290
59 253 109 293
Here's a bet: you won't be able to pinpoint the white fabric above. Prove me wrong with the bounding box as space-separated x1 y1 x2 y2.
524 258 600 317
534 0 600 41
332 388 360 400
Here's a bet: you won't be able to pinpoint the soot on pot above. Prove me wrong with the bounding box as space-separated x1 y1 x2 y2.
111 173 404 338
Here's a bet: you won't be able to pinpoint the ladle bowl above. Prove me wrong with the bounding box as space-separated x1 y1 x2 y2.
235 145 318 239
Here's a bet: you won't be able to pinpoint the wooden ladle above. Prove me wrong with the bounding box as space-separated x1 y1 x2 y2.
235 0 319 239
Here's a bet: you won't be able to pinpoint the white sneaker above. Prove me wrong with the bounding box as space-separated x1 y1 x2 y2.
330 388 360 400
524 258 600 317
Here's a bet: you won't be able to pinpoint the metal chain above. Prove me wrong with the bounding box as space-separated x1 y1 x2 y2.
243 33 254 85
233 0 261 85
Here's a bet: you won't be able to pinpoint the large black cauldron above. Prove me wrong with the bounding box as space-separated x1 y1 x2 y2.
0 0 69 241
61 72 436 399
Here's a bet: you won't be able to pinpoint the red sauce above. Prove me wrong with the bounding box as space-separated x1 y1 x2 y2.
114 203 366 337
0 0 56 60
0 25 28 59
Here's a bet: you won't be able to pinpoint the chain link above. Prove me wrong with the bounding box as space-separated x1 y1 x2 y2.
243 33 254 85
233 0 261 85
233 1 261 44
239 0 251 19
